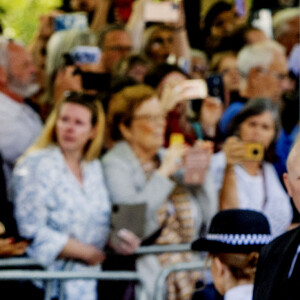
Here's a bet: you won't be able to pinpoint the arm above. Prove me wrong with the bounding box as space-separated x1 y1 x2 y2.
102 144 187 235
218 136 245 210
58 237 105 265
125 0 147 52
170 0 191 66
90 0 113 33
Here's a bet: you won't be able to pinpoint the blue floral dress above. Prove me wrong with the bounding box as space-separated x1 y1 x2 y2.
10 146 111 300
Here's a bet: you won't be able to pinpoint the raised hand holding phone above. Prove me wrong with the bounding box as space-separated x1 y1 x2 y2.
161 79 208 112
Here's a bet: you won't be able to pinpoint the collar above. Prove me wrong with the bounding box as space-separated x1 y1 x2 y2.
225 284 253 300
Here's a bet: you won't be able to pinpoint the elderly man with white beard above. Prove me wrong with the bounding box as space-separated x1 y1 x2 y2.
0 37 42 188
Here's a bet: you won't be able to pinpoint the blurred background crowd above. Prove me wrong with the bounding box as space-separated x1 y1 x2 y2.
0 0 299 299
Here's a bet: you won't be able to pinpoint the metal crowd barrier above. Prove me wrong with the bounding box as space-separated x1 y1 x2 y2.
0 243 204 300
153 260 206 300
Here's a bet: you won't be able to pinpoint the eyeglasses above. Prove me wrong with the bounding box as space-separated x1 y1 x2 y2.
132 113 166 122
256 67 289 81
104 45 132 52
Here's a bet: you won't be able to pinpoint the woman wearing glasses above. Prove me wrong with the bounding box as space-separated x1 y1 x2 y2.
102 84 217 300
10 92 140 300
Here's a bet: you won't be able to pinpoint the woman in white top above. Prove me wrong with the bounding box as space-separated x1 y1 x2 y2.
210 97 293 238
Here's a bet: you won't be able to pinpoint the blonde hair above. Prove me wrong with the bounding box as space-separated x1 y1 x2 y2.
28 92 105 161
107 84 156 141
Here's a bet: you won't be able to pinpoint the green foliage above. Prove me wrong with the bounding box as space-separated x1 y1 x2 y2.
0 0 62 44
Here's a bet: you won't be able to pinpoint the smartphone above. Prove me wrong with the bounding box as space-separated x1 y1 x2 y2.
169 133 185 146
54 13 89 31
183 147 210 185
206 74 224 103
143 1 180 23
243 142 264 162
70 46 101 65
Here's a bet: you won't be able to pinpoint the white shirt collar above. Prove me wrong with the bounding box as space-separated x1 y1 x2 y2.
224 284 253 300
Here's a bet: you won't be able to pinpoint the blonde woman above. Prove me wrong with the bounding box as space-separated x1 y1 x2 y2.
11 92 139 300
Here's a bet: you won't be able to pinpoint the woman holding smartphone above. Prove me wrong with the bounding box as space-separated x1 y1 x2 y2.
210 97 293 238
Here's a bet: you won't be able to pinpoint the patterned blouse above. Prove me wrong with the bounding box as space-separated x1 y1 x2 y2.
10 146 111 300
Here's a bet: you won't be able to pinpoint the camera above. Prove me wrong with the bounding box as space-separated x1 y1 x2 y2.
63 51 111 93
53 13 88 31
244 142 264 161
70 46 101 65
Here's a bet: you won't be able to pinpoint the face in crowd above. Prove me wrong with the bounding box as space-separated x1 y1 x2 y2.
55 101 96 156
238 111 276 150
6 42 39 98
101 29 132 73
121 97 166 153
147 28 174 64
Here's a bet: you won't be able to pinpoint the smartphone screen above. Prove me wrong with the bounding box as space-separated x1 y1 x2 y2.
206 74 224 103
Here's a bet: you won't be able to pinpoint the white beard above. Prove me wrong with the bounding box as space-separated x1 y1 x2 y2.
7 74 40 98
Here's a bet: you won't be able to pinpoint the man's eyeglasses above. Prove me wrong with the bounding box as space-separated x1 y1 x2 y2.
132 113 166 122
104 45 132 52
257 67 289 81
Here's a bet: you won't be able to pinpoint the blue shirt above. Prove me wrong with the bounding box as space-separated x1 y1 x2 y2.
219 102 244 136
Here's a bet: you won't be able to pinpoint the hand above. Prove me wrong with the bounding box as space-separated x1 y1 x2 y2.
53 66 83 102
194 140 214 157
110 229 141 255
158 144 189 177
83 245 106 266
0 238 29 257
223 136 245 166
165 0 185 29
161 79 208 112
200 97 223 128
38 10 63 39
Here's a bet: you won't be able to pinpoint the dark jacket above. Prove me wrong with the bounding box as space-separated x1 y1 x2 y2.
253 226 300 300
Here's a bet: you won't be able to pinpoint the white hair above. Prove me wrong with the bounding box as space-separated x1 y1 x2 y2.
238 39 285 75
237 40 285 91
273 8 300 40
0 36 23 71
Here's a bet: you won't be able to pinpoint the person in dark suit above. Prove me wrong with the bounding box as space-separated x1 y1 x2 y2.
253 135 300 300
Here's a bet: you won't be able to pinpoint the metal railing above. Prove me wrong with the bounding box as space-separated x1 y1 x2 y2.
0 243 205 300
153 260 206 300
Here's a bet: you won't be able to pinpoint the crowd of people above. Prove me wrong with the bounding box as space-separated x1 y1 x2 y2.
0 0 299 299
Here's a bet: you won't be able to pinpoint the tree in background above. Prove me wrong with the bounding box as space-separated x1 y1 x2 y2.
0 0 61 45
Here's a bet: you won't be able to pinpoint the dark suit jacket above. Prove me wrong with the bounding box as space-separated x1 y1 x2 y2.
0 152 19 238
253 226 300 300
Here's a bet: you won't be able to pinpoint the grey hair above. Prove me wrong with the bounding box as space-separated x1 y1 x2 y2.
237 40 285 90
273 8 300 40
0 36 23 71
